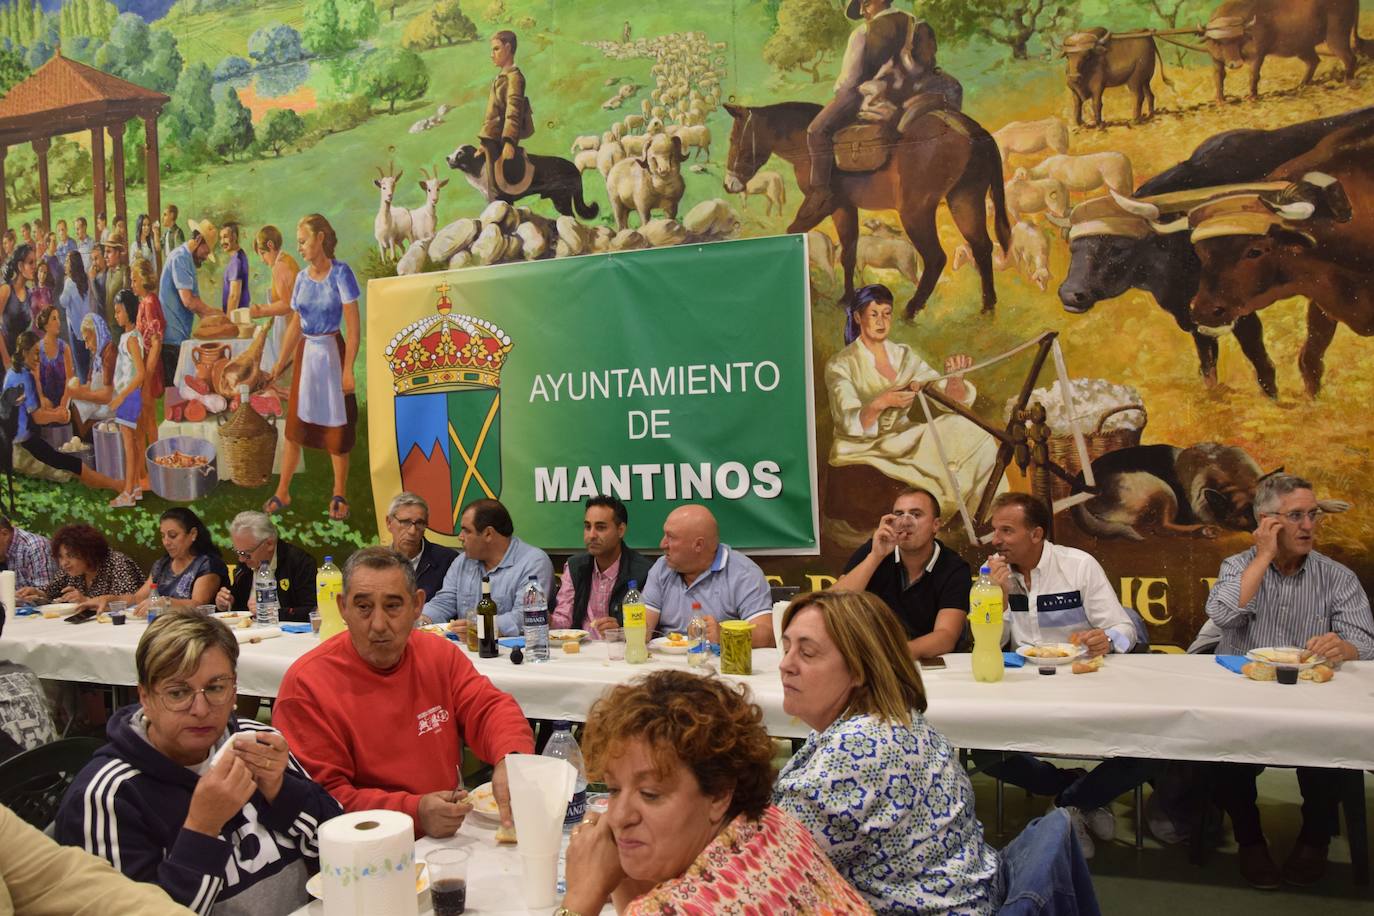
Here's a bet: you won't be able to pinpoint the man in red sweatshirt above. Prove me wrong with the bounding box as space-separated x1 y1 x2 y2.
275 546 534 838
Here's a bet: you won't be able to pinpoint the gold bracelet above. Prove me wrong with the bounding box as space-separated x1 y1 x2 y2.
553 908 583 916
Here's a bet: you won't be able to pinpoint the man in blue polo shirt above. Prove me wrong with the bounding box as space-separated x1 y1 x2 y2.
643 504 774 647
421 498 553 635
157 218 220 387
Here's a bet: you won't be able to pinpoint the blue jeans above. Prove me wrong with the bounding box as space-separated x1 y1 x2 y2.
999 809 1102 916
973 751 1155 811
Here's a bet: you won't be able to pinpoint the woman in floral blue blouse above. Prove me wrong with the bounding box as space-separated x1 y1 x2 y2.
774 589 1004 914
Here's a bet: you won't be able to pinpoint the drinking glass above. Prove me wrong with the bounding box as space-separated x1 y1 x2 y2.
427 848 470 916
603 627 626 664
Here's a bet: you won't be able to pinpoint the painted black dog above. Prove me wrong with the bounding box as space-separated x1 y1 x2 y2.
446 144 599 220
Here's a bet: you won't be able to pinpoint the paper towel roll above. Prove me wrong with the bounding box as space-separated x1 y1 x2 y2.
318 809 417 916
1 570 16 616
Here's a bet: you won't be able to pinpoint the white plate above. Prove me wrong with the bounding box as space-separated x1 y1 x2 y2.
465 782 501 822
38 602 79 616
650 635 694 655
549 629 589 643
1246 646 1326 670
306 863 428 900
1015 643 1086 666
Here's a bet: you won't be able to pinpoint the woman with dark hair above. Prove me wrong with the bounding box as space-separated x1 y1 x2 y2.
59 249 93 381
562 669 871 914
774 590 1004 913
825 282 999 517
78 507 228 615
16 523 143 605
34 305 73 411
2 330 122 490
132 213 157 265
0 243 37 370
264 213 360 520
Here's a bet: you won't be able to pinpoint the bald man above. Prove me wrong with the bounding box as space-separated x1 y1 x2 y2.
642 505 774 647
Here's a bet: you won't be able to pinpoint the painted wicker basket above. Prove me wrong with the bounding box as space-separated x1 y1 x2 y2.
218 400 276 487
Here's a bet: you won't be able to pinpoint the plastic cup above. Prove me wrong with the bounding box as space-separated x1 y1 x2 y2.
603 627 625 664
309 610 322 635
195 605 216 617
1276 665 1299 685
426 848 469 916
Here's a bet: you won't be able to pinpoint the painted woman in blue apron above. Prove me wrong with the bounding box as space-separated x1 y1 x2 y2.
264 214 361 520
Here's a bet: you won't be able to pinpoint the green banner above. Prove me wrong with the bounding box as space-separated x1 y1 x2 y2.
368 235 817 552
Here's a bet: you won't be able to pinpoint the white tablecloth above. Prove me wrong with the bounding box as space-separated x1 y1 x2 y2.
7 616 1374 769
287 813 613 916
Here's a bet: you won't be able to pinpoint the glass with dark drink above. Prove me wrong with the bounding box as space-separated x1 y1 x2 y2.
427 848 470 915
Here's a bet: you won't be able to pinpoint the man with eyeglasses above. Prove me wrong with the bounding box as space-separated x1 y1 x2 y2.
834 486 970 658
1205 473 1374 889
386 492 459 602
215 510 318 622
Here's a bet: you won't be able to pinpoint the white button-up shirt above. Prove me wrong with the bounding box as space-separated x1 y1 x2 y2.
1004 541 1136 652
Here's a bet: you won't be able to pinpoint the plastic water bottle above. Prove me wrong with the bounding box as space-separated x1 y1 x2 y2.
543 721 588 896
622 580 648 664
687 601 709 667
316 557 344 639
970 564 1005 683
254 562 280 627
145 585 162 625
521 576 549 663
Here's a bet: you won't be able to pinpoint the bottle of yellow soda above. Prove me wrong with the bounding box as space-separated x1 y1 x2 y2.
622 580 648 664
970 564 1005 683
316 556 345 640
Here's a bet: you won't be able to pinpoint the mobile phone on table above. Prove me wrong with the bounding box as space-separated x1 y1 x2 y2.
64 608 97 624
918 656 947 670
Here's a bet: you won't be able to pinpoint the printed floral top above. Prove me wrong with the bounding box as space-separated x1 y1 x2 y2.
774 713 1004 915
625 805 873 915
43 549 143 603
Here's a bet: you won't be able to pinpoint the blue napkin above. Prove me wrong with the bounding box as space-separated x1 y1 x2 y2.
280 623 312 634
498 636 525 649
1003 652 1026 668
1215 655 1248 675
15 606 40 617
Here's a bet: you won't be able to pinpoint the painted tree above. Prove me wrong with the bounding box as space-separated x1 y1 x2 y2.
762 0 849 83
303 0 378 56
58 0 117 46
404 0 477 50
50 136 93 198
361 47 429 114
210 86 255 160
95 14 183 93
378 0 401 22
0 45 27 97
919 0 1072 60
257 108 306 156
248 23 307 65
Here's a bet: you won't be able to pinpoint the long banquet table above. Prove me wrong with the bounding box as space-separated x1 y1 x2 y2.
6 615 1374 770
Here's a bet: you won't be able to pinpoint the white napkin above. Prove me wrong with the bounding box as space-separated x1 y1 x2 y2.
504 754 576 857
772 600 790 650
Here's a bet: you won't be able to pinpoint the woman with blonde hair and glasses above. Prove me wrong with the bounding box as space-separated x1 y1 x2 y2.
774 590 1004 914
56 612 341 915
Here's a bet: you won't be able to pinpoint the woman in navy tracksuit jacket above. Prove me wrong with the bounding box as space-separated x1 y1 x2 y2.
55 614 342 915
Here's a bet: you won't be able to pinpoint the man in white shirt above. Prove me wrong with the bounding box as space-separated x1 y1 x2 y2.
973 492 1152 858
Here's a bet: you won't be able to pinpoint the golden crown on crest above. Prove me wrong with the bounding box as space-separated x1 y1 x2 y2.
384 283 513 395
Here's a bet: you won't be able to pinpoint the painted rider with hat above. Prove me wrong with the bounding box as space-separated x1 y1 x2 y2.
479 30 535 195
797 0 922 227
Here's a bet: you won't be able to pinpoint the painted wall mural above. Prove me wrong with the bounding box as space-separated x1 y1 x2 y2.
0 0 1371 646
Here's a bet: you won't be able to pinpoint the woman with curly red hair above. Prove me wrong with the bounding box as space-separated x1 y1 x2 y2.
17 523 143 605
561 669 871 915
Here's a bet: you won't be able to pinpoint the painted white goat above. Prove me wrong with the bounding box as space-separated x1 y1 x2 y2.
407 166 449 243
373 163 411 260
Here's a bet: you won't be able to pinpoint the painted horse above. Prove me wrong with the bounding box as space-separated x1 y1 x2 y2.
723 102 1010 317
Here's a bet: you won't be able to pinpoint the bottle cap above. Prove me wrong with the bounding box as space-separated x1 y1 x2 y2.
979 564 991 575
551 720 572 730
324 556 332 563
627 579 638 589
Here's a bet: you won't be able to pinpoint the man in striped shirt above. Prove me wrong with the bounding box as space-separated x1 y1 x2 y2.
1206 473 1374 890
